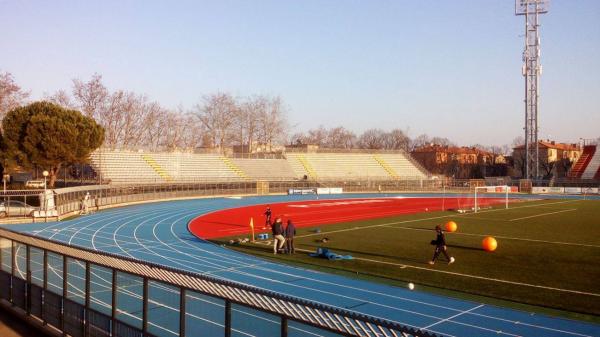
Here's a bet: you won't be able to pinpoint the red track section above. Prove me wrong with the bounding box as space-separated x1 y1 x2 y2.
189 197 507 239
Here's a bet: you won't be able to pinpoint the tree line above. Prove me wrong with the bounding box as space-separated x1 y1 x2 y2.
3 71 598 156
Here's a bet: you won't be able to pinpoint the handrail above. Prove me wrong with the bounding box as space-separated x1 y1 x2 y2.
0 227 439 337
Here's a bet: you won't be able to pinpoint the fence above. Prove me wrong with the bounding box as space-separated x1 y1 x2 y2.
0 227 438 337
52 179 487 218
0 190 43 219
6 178 599 221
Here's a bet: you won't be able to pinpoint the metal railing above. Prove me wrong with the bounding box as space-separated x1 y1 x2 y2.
52 179 483 218
0 227 439 337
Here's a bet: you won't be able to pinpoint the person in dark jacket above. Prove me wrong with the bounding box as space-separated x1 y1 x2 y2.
271 217 285 254
429 225 455 265
263 206 272 229
284 219 296 254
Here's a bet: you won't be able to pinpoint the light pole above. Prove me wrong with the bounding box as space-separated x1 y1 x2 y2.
43 170 49 192
42 170 49 214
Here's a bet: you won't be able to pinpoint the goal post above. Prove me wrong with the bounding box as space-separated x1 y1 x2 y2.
474 185 509 213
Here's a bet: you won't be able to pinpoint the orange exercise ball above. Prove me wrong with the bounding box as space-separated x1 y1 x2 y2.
445 221 458 233
482 236 497 252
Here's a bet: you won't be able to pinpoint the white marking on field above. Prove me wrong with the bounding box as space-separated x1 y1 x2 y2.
295 200 577 239
292 248 600 297
379 225 600 248
508 208 577 221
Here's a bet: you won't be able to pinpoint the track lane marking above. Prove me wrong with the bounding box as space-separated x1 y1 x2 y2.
422 304 485 330
289 247 600 298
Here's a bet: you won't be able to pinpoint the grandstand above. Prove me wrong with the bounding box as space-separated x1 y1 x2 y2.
89 149 429 184
89 150 244 184
568 145 600 179
285 152 428 180
231 158 296 180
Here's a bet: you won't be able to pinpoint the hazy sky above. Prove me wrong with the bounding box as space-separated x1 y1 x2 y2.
1 1 599 146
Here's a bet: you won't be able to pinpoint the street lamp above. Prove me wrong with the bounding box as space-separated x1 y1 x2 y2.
42 170 49 217
42 170 49 192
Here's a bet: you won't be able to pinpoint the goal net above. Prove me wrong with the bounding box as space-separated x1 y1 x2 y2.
449 185 510 213
473 185 510 213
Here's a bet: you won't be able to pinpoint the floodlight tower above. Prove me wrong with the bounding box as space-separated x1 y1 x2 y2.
516 0 548 179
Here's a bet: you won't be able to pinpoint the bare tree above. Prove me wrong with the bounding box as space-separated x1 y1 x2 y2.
256 95 287 151
180 112 204 150
358 128 386 149
142 101 168 151
304 126 328 146
72 73 108 119
326 126 356 149
0 71 29 122
236 96 263 152
289 132 308 145
430 137 453 146
45 89 74 109
196 92 237 152
410 134 430 151
383 129 410 151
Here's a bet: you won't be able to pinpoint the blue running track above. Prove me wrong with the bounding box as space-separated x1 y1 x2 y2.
3 193 599 337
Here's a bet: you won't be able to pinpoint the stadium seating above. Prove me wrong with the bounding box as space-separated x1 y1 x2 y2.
568 145 596 178
285 152 428 180
89 150 163 184
90 150 244 184
581 146 600 180
231 159 296 180
89 149 429 184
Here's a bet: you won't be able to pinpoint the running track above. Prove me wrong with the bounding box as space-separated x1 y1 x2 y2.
3 193 600 337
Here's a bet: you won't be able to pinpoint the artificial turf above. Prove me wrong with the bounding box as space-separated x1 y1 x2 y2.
212 199 600 320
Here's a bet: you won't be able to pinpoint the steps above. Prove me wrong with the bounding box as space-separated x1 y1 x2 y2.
220 157 248 179
373 155 399 179
297 155 317 180
141 154 172 182
570 145 598 179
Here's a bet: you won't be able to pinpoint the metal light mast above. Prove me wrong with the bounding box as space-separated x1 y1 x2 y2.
516 0 548 179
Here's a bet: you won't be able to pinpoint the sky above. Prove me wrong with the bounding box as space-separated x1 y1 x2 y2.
1 0 599 146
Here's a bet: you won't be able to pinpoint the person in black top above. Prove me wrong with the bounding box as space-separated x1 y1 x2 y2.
263 206 272 229
429 225 455 265
284 219 296 254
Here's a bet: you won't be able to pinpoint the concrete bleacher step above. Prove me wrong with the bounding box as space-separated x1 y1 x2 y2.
582 147 600 179
373 155 399 179
297 155 317 179
220 157 248 179
142 154 173 182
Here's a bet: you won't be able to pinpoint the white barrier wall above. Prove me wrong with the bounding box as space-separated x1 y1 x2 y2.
531 187 599 194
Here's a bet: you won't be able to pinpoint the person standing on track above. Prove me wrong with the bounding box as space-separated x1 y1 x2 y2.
284 219 296 254
263 206 272 229
429 225 455 265
271 217 285 254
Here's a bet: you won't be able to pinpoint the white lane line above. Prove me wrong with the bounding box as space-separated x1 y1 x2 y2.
508 209 578 221
422 304 485 330
294 200 579 239
293 247 600 297
379 225 600 248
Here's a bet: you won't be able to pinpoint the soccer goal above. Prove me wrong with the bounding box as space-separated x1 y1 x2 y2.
473 185 510 213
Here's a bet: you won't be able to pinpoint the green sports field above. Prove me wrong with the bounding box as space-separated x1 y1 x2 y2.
214 198 600 320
